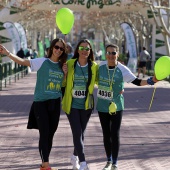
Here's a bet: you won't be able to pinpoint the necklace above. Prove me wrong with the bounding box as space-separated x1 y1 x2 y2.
78 62 87 82
107 65 116 91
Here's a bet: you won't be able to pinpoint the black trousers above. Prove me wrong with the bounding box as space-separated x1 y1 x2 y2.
98 111 123 164
67 108 92 162
34 98 61 162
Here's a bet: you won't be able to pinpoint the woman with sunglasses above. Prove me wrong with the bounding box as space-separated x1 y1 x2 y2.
96 44 158 170
62 39 98 170
0 38 67 170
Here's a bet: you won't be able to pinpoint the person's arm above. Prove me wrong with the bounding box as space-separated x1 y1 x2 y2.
61 62 68 88
62 63 67 80
132 76 158 86
148 52 151 61
0 44 30 66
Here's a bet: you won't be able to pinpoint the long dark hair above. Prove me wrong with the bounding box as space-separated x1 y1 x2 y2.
73 39 94 100
46 38 67 67
72 39 94 61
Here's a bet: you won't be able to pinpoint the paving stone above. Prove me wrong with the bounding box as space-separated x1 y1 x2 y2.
0 72 170 170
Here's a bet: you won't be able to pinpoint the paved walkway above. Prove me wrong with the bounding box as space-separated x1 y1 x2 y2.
0 72 170 170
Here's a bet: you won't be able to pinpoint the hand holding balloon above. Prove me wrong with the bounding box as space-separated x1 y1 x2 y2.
152 75 159 83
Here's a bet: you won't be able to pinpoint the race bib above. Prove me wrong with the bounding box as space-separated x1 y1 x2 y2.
97 88 113 100
72 86 86 98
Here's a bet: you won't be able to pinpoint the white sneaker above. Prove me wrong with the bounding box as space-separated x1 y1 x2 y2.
102 161 112 170
70 155 80 170
111 164 118 170
79 162 89 170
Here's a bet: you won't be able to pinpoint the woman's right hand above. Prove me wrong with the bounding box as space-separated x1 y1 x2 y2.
120 89 124 94
0 44 10 56
0 44 31 67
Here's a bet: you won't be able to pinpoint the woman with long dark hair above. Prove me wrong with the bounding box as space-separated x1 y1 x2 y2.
0 38 67 170
62 39 98 170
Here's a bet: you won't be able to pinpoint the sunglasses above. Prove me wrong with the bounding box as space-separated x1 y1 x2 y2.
106 51 117 55
54 45 64 51
78 46 90 51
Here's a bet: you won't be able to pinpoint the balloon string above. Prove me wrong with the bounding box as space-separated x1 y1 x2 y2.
64 34 66 42
148 84 157 111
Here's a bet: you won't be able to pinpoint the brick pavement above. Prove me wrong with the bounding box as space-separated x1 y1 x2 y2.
0 72 170 170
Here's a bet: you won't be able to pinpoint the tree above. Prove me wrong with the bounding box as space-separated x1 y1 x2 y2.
130 0 170 56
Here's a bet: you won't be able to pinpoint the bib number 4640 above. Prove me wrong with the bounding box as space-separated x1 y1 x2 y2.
73 90 86 98
74 90 85 96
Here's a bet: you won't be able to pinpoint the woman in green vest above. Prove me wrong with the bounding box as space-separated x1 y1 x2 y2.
62 39 98 170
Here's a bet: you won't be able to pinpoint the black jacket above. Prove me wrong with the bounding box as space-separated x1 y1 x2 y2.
17 49 25 58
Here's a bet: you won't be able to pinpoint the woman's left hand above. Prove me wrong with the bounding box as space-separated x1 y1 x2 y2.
153 75 159 83
120 89 124 94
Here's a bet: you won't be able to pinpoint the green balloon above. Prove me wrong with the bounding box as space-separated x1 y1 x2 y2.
56 8 74 35
154 56 170 80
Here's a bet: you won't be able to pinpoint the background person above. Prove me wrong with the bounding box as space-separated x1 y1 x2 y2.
96 49 102 61
32 49 38 59
45 47 50 57
16 47 25 58
24 48 30 58
28 45 33 58
137 47 151 78
96 44 158 170
62 39 98 170
0 38 67 170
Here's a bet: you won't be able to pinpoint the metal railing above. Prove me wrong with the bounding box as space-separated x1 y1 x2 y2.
0 61 28 91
